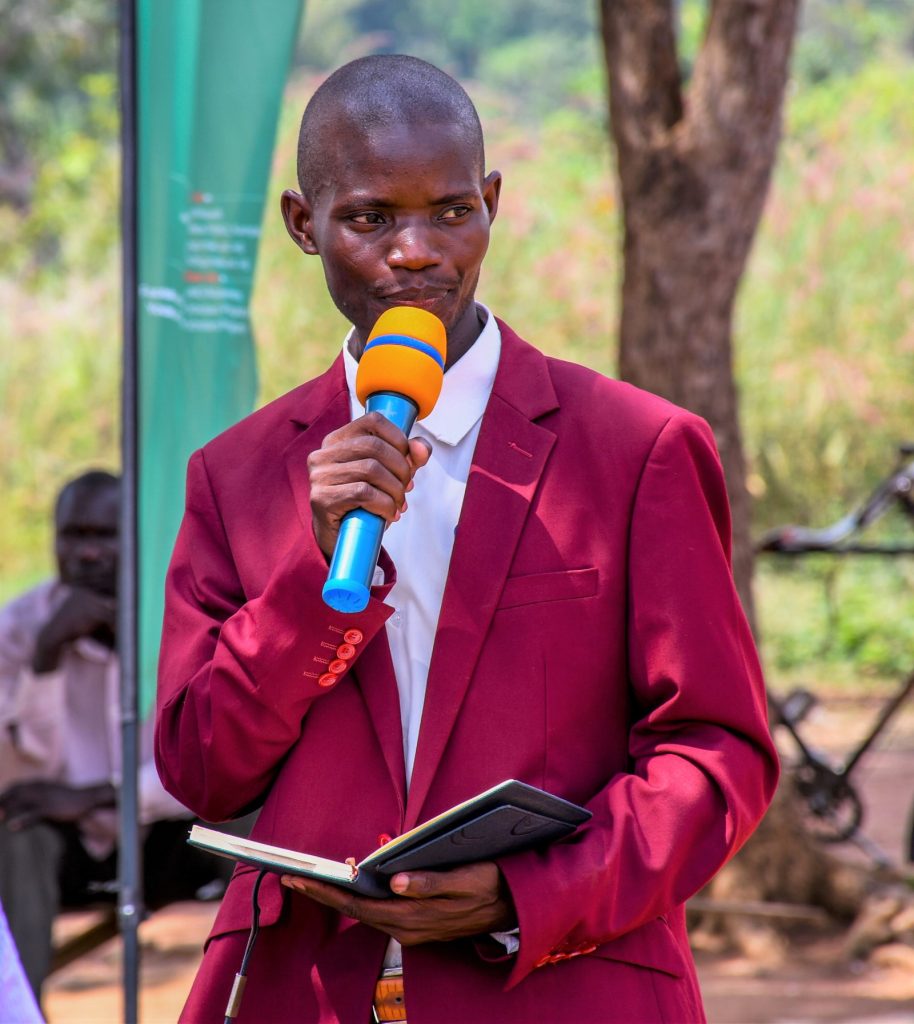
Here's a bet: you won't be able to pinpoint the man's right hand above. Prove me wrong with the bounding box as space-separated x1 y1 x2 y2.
307 411 432 559
31 588 117 674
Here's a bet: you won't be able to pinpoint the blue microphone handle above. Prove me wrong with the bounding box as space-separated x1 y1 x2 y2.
322 392 419 612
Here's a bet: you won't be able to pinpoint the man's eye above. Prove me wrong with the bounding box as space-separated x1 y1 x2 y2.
440 206 471 221
350 212 386 225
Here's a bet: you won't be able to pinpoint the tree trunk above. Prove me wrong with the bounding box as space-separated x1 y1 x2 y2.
599 0 800 626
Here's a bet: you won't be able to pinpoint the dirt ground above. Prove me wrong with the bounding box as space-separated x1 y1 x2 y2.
40 696 914 1024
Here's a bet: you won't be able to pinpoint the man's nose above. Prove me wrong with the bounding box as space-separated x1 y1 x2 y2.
386 223 441 270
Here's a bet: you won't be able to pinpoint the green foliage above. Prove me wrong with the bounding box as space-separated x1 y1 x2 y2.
794 0 914 85
0 0 116 153
677 0 914 87
0 0 118 273
7 81 119 281
677 1 708 75
294 0 366 71
739 58 914 531
476 34 604 121
0 269 119 603
758 558 914 683
296 0 601 123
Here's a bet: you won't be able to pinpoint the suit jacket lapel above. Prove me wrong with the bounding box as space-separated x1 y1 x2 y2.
404 324 559 828
282 357 407 813
283 357 349 532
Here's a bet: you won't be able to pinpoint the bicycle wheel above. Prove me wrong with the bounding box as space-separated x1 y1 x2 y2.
793 762 864 843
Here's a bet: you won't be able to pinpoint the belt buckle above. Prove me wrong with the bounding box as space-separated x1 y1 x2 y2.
372 967 405 1023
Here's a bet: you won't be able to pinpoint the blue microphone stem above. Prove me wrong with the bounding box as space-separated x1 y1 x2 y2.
365 392 419 435
322 393 419 612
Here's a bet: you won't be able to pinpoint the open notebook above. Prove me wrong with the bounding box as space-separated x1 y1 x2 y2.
189 779 591 898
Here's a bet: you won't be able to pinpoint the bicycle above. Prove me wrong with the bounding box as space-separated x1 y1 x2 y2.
757 443 914 866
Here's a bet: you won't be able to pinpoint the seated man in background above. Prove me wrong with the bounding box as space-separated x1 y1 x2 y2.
0 470 222 1003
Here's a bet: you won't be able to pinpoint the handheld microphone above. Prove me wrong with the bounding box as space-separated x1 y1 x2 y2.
322 306 447 613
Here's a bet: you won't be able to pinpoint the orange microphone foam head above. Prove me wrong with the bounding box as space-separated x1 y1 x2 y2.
356 307 447 419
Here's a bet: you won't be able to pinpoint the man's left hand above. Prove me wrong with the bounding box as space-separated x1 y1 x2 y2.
0 781 115 830
281 861 516 945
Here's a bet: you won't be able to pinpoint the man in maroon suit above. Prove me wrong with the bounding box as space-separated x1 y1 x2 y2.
156 55 778 1022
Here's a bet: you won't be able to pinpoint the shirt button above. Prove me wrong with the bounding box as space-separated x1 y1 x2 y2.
335 643 356 660
343 629 363 645
328 659 348 674
318 672 339 688
392 612 402 629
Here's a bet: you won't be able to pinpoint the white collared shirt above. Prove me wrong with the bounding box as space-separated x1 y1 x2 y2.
344 305 518 962
343 304 501 785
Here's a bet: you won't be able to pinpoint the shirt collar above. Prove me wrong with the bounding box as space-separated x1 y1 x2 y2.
342 302 501 447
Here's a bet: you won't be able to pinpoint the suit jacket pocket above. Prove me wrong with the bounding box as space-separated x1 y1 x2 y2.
205 864 286 949
590 918 686 978
498 567 598 610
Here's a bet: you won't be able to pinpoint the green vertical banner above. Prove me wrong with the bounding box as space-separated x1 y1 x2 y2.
137 0 302 715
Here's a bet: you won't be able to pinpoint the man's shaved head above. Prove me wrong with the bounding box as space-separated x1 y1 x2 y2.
297 55 486 200
56 470 119 522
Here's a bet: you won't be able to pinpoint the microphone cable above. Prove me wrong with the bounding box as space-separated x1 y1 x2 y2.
223 868 267 1022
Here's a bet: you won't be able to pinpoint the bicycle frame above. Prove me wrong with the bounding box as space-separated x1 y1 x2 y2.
757 445 914 857
758 447 914 556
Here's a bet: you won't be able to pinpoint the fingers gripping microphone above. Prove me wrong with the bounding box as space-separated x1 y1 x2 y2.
322 307 447 613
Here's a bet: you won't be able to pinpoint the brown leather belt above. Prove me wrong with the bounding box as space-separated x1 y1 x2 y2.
372 968 406 1022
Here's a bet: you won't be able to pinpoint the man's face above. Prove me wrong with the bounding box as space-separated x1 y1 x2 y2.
282 118 501 364
55 485 119 597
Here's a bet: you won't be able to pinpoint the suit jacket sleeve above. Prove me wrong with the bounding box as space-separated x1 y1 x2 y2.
154 447 395 822
496 412 779 986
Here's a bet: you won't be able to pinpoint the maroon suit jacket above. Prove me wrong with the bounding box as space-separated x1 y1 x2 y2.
155 321 778 1023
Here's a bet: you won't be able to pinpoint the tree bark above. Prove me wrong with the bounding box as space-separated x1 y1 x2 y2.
599 0 800 626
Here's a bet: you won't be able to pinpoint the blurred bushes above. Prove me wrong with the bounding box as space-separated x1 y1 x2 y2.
758 559 914 683
740 58 914 532
0 0 118 274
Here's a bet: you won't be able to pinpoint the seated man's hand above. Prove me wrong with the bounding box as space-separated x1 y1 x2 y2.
32 588 117 673
281 861 516 945
0 781 115 831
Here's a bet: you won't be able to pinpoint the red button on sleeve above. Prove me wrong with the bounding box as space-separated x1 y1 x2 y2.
335 643 356 660
318 673 339 688
328 659 348 674
343 629 363 645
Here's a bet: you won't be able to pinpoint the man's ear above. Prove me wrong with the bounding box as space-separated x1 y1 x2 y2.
482 170 502 226
280 189 318 254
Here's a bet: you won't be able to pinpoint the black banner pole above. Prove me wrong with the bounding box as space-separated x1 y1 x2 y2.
118 0 142 1020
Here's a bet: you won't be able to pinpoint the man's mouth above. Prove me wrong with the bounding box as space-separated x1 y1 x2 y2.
377 286 452 309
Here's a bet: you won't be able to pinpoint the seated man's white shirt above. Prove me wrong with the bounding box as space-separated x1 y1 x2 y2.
0 580 190 858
